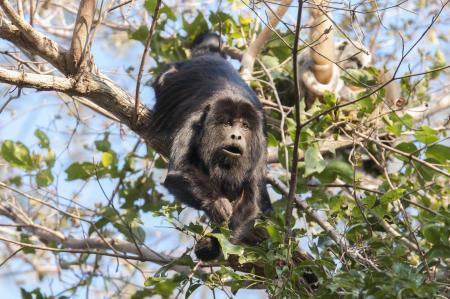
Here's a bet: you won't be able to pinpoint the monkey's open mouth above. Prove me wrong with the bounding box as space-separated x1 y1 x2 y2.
222 145 242 156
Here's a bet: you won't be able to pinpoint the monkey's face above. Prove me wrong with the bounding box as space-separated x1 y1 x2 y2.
199 99 260 172
216 117 251 161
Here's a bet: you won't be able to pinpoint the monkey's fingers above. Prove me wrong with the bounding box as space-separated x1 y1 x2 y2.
208 197 233 224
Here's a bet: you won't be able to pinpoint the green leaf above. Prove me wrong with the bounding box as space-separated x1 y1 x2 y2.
323 90 337 106
184 222 204 234
380 188 405 204
213 233 244 259
131 226 146 243
88 217 110 235
267 133 279 148
65 162 96 181
183 13 208 42
340 68 376 88
239 15 252 25
1 140 34 170
395 142 418 162
386 122 402 137
426 144 450 164
304 146 326 177
144 0 157 12
36 169 54 187
422 224 443 245
426 245 450 259
95 135 111 152
160 5 176 21
186 283 201 298
124 155 136 172
34 129 49 149
318 160 353 183
265 222 282 243
143 275 184 299
20 234 36 254
129 25 148 43
363 195 377 209
154 156 167 168
415 125 439 145
8 176 22 187
101 152 114 167
261 55 280 75
45 149 56 168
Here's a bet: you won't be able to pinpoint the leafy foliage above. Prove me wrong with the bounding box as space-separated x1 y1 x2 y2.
0 1 448 299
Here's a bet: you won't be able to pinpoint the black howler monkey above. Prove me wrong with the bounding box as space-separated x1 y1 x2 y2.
151 33 272 261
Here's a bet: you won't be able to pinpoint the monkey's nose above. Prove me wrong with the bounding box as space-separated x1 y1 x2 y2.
231 134 241 140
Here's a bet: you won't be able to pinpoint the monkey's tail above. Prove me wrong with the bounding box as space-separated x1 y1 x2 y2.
190 32 224 58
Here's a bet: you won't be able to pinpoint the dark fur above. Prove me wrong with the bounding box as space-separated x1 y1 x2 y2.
151 33 272 260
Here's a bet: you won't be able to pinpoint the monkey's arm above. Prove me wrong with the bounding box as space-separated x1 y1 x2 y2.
164 120 232 224
228 182 269 245
165 170 232 223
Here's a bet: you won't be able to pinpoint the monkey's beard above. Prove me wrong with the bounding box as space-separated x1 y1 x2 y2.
206 149 252 199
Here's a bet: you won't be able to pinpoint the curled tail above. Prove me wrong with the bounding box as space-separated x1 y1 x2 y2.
191 32 224 58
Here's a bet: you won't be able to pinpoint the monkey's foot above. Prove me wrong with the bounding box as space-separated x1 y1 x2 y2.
194 236 222 261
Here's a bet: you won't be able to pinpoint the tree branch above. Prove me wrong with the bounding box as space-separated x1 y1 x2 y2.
134 0 161 125
0 0 68 73
67 0 96 74
0 2 169 155
354 131 450 178
267 174 380 270
240 0 292 80
0 194 193 273
406 94 450 121
285 0 304 243
0 66 168 155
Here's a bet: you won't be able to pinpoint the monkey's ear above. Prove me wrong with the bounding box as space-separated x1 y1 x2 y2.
154 63 180 87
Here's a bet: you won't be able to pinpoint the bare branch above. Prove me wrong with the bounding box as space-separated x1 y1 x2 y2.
354 131 450 178
406 94 450 121
0 0 68 73
308 0 335 84
0 67 168 155
134 0 161 125
67 0 96 74
285 0 304 243
240 0 292 80
0 66 74 90
267 174 380 270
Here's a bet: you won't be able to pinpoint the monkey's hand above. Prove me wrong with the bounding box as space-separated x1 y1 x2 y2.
207 197 233 224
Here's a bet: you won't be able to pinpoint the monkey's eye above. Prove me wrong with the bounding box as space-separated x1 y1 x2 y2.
242 122 249 130
224 121 232 127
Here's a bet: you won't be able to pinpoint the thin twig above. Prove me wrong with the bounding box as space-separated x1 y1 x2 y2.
0 246 23 268
285 0 304 242
134 0 161 126
354 131 450 178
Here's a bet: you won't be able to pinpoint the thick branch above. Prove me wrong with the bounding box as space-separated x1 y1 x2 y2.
0 2 169 155
67 0 96 74
0 67 168 155
309 0 334 84
406 94 450 121
0 0 68 73
240 0 292 80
